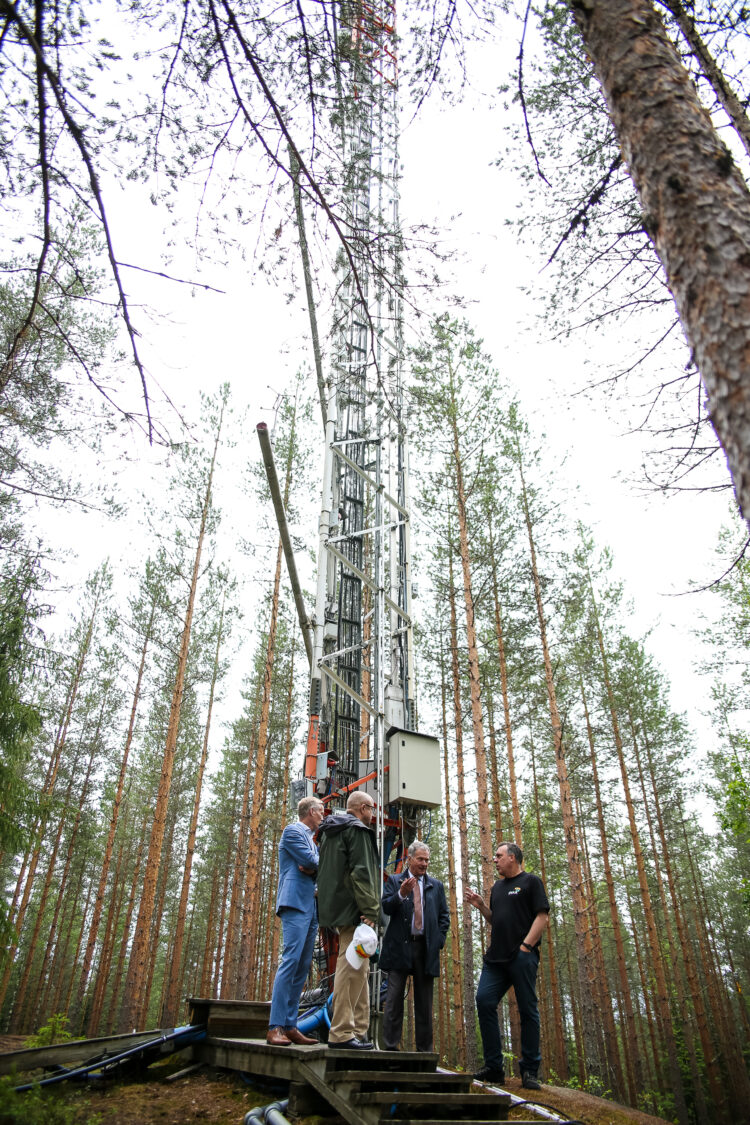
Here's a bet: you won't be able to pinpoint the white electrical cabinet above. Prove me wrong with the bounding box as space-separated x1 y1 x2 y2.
386 728 442 808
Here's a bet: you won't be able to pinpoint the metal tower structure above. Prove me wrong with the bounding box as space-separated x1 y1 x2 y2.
303 0 418 845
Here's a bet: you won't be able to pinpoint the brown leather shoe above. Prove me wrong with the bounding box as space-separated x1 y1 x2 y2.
266 1026 291 1046
284 1027 318 1046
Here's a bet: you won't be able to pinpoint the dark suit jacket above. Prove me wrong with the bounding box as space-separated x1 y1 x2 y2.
379 871 450 978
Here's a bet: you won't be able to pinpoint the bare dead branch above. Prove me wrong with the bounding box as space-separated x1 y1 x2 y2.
545 153 623 267
518 0 550 186
116 262 225 293
0 0 153 437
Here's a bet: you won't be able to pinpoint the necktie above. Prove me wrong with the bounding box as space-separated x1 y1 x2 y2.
413 878 423 932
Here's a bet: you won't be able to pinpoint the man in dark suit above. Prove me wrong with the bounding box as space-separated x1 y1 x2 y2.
379 840 450 1052
267 796 325 1046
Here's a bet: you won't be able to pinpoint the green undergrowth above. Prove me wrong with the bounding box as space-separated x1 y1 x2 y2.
0 1076 101 1125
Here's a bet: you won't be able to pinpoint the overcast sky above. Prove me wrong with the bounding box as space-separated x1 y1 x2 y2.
32 15 740 791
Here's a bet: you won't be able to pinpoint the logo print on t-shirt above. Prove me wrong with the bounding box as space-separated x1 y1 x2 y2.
508 886 521 895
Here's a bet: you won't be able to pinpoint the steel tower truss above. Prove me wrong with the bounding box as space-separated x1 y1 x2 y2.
306 0 415 826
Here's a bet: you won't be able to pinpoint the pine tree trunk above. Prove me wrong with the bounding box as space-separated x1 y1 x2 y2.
449 405 493 897
680 816 750 1118
569 0 750 524
577 802 620 1094
104 811 148 1033
77 597 156 1031
621 861 661 1090
10 736 86 1033
162 594 226 1025
439 635 466 1064
200 866 220 998
629 722 712 1123
529 731 567 1080
517 452 599 1072
580 679 640 1102
222 710 259 997
448 547 478 1071
0 598 98 1011
118 422 221 1032
139 811 178 1028
588 591 688 1121
25 713 101 1030
488 518 522 846
642 735 722 1115
60 862 94 1018
87 837 127 1037
484 692 504 840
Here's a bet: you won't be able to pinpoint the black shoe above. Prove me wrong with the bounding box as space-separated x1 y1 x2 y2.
328 1037 374 1050
522 1071 542 1090
474 1065 505 1084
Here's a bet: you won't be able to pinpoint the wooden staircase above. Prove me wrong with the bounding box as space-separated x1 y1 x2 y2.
190 1001 549 1125
296 1047 546 1124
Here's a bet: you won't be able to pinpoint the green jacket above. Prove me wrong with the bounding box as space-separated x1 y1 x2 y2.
316 812 381 929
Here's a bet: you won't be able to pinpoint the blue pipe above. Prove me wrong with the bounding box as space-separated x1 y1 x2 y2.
297 996 331 1033
14 1024 206 1092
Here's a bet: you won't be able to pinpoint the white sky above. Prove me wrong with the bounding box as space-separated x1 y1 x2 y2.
30 15 740 791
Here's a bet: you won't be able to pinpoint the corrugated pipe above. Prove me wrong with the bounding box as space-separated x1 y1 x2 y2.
243 1098 290 1125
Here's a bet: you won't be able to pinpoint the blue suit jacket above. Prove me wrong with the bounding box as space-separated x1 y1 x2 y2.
276 820 319 916
379 871 450 977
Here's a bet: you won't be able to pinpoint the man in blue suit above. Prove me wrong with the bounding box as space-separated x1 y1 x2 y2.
267 796 325 1046
379 841 449 1053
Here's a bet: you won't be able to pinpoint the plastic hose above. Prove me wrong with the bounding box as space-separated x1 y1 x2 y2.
297 996 332 1033
14 1024 206 1093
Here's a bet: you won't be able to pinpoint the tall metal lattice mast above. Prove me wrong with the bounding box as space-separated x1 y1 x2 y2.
304 0 418 842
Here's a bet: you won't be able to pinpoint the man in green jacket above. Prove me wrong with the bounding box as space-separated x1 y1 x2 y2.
317 790 381 1049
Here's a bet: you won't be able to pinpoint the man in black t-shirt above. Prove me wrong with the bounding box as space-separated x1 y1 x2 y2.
465 842 549 1090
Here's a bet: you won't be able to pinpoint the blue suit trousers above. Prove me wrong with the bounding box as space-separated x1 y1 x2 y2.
269 906 318 1028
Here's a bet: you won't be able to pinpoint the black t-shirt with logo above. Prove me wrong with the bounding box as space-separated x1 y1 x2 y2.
484 872 550 963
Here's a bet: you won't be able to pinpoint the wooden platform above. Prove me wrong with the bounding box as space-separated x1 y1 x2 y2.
194 1037 521 1125
185 998 550 1125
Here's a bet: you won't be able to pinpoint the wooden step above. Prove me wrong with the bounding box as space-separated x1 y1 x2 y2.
352 1089 510 1120
328 1069 472 1089
324 1050 438 1074
352 1091 507 1105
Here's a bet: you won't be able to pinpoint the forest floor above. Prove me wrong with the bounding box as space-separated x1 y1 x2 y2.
0 1037 672 1125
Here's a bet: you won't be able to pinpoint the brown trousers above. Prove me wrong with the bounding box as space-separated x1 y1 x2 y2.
329 925 370 1043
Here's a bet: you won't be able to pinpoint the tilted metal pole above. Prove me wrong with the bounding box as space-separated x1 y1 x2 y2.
256 422 313 668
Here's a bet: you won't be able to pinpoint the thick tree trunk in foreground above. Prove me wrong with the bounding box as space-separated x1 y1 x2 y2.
570 0 750 521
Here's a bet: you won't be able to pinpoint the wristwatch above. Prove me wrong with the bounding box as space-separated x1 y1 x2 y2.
520 942 533 952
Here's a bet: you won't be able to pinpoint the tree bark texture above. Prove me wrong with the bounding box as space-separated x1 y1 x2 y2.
449 401 494 898
570 0 750 521
439 637 466 1064
118 427 218 1031
448 547 478 1071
